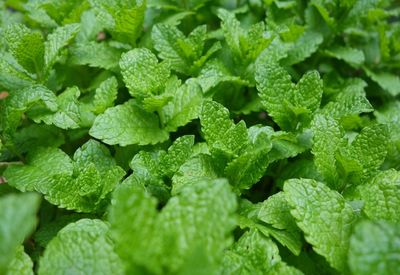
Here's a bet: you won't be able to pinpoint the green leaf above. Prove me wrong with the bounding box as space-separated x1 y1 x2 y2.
5 141 125 212
152 23 209 74
346 124 389 181
44 23 80 72
221 229 301 275
357 170 400 223
0 193 40 274
4 147 73 192
90 99 169 146
256 61 322 129
4 24 44 74
172 154 219 194
365 68 400 97
30 86 81 129
1 84 58 141
6 246 34 275
200 101 248 157
89 0 146 44
217 8 269 63
161 80 203 131
284 179 356 272
159 135 195 178
69 42 122 69
0 54 35 91
294 70 323 113
283 30 323 65
225 134 272 191
311 114 345 189
256 61 293 129
91 76 118 114
109 178 237 274
324 46 365 67
348 220 400 275
321 89 373 120
120 48 170 97
38 219 124 275
257 192 303 256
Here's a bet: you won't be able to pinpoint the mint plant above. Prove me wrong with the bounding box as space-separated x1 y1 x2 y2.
1 0 399 274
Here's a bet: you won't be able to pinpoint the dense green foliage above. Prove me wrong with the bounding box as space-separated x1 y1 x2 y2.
1 0 400 274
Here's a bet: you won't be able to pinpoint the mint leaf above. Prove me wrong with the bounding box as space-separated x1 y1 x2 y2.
4 147 73 192
324 46 365 67
357 170 400 223
30 86 81 129
221 229 301 275
38 219 124 275
365 68 400 97
284 30 323 65
256 61 322 130
69 42 122 69
90 99 169 146
120 48 170 98
284 179 356 272
44 23 80 73
200 101 248 157
109 178 236 274
345 124 389 181
4 24 44 74
257 192 303 256
348 220 400 275
5 141 125 212
6 246 34 275
311 114 345 189
91 76 118 114
0 193 40 274
161 80 203 131
89 0 146 44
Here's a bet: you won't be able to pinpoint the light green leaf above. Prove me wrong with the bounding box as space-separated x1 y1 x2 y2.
348 220 400 275
284 179 356 272
6 246 34 275
284 30 323 65
221 229 301 275
120 48 170 97
172 154 219 194
365 68 400 96
322 89 373 119
295 71 323 113
30 86 81 129
44 23 80 71
257 192 303 256
89 0 146 44
162 80 203 132
0 54 35 90
4 24 44 73
0 193 40 274
90 99 169 146
357 170 400 223
256 61 294 129
324 46 365 67
38 219 124 275
109 178 237 274
69 42 122 69
225 136 271 191
200 101 248 156
347 124 389 181
91 76 118 114
152 23 190 73
5 141 125 212
311 114 344 189
159 135 195 178
4 147 73 192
